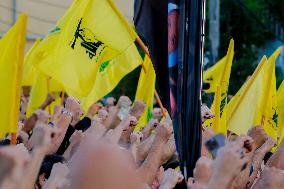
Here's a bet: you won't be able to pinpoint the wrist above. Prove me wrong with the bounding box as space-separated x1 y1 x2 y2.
159 183 174 189
32 146 49 157
86 112 95 119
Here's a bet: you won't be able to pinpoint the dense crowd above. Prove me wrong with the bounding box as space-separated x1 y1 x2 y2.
0 92 284 189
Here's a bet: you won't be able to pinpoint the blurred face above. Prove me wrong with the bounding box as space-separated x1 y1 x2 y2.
153 108 162 119
106 97 116 106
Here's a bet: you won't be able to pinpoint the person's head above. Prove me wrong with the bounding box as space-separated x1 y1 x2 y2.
152 108 163 120
36 155 65 188
106 97 116 106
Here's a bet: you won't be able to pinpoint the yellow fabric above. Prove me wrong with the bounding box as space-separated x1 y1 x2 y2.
262 48 282 139
33 0 140 98
227 49 281 137
202 39 234 134
278 80 284 142
203 39 234 94
203 57 226 93
68 43 142 111
224 56 269 128
22 39 41 86
134 56 156 131
211 85 225 134
0 14 27 136
222 80 248 126
228 56 268 135
26 73 63 117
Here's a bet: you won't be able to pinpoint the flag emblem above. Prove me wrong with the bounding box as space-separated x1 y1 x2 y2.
70 18 106 61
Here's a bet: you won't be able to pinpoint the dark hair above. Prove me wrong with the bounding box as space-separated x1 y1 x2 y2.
39 155 65 179
36 155 65 189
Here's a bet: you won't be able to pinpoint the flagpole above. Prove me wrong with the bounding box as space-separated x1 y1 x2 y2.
10 133 17 145
61 91 65 105
107 0 167 117
135 38 167 117
46 77 51 115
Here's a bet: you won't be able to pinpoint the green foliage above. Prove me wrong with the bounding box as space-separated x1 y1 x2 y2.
207 0 276 95
108 66 141 102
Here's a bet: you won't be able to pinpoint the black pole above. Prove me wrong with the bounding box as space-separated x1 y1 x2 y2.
177 0 203 179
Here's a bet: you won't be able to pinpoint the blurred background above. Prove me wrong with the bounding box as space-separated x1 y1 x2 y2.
205 0 284 95
0 0 134 49
1 0 284 99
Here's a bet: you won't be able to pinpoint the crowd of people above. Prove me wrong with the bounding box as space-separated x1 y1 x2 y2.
0 92 284 189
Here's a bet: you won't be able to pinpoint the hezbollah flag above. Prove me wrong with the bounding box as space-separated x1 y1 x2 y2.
203 39 234 93
26 73 63 117
22 39 40 86
134 55 156 131
228 56 268 135
261 48 281 139
0 14 27 136
202 40 234 134
222 56 267 128
211 85 224 134
222 80 248 124
228 48 280 137
32 0 142 100
277 80 284 142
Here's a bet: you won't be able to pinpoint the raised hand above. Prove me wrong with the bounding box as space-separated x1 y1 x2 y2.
247 126 267 149
34 109 50 124
159 168 184 189
201 104 214 124
117 96 132 108
129 101 146 120
43 163 70 189
255 167 284 189
206 141 250 189
28 124 59 154
155 123 173 143
51 105 63 123
65 97 83 126
130 131 144 145
194 156 213 186
87 102 103 118
141 119 159 140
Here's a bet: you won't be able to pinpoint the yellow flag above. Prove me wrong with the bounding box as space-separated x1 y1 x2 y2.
223 56 268 127
26 73 63 117
22 39 41 86
211 85 225 134
202 40 234 134
227 53 278 135
134 56 156 131
262 48 282 139
33 0 141 99
277 80 284 142
0 14 27 135
228 57 268 134
203 39 234 94
223 80 248 124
